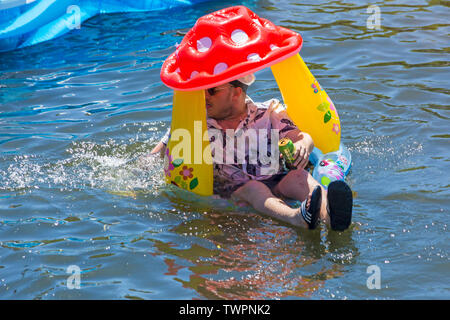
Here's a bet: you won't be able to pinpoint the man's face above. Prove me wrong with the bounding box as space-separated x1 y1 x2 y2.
205 84 235 120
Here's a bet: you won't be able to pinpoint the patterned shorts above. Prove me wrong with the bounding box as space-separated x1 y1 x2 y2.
213 172 288 199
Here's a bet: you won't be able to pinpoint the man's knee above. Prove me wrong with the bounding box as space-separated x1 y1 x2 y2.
232 180 270 199
241 179 269 192
274 168 314 199
289 168 310 180
279 168 310 187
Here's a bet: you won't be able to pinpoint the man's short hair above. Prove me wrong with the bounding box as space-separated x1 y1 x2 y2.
229 80 248 94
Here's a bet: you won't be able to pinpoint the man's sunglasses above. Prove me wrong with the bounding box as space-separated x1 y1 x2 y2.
206 85 230 96
206 80 248 96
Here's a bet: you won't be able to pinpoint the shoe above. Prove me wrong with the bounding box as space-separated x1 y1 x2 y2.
300 185 321 230
327 181 353 231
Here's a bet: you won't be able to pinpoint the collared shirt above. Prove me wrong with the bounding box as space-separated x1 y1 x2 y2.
161 96 300 196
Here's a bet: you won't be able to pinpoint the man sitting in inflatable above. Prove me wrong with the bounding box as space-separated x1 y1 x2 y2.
151 74 353 231
151 6 353 231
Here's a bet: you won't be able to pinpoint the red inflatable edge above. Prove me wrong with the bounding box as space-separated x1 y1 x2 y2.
161 47 302 91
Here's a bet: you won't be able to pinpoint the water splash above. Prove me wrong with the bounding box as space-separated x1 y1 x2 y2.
349 134 424 173
0 139 165 196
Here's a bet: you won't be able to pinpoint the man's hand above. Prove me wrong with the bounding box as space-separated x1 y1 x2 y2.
283 131 314 170
290 140 311 169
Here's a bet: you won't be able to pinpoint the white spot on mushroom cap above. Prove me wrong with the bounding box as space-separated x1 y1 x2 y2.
231 29 249 45
213 62 228 74
253 19 262 27
190 71 199 79
247 53 261 62
197 37 212 52
270 44 279 50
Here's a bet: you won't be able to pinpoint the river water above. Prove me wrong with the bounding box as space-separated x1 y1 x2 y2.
0 0 448 299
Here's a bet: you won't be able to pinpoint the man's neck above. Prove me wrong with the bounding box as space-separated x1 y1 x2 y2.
216 100 247 130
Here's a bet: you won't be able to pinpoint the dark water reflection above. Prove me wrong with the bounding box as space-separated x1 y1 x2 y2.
0 0 449 299
152 194 359 299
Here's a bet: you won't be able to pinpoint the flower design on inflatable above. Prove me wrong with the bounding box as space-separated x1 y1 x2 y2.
163 149 199 191
314 89 340 135
180 166 194 180
317 159 345 187
332 123 340 135
164 148 175 178
311 80 323 93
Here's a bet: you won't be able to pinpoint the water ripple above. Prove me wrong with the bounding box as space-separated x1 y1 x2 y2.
0 0 449 299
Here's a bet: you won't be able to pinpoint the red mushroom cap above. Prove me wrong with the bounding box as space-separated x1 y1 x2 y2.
160 6 303 91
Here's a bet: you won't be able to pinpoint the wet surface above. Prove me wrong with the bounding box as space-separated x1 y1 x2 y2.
0 0 449 299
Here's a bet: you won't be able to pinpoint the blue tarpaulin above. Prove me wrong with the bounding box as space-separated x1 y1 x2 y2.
0 0 208 52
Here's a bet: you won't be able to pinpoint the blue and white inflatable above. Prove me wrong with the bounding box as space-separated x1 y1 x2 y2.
309 143 352 189
0 0 209 52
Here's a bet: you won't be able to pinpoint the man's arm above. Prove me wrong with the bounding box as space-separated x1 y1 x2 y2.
150 127 170 157
150 140 167 157
268 100 314 169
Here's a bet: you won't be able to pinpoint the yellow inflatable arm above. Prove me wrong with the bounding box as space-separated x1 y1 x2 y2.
164 90 213 196
271 53 341 154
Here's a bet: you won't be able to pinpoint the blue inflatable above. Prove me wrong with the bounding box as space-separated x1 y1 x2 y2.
0 0 209 52
309 143 352 189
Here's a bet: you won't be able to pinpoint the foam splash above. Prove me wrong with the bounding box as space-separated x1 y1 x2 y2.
349 134 424 171
0 139 165 195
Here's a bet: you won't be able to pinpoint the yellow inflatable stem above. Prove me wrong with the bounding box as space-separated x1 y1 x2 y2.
271 53 341 154
164 90 213 196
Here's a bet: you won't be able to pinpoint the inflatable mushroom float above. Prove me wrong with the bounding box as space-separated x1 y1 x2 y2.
160 6 346 196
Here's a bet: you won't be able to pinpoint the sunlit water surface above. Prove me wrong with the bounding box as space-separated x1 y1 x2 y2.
0 0 449 299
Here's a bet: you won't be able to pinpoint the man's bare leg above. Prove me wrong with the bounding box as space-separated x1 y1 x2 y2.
231 180 311 228
273 168 331 225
